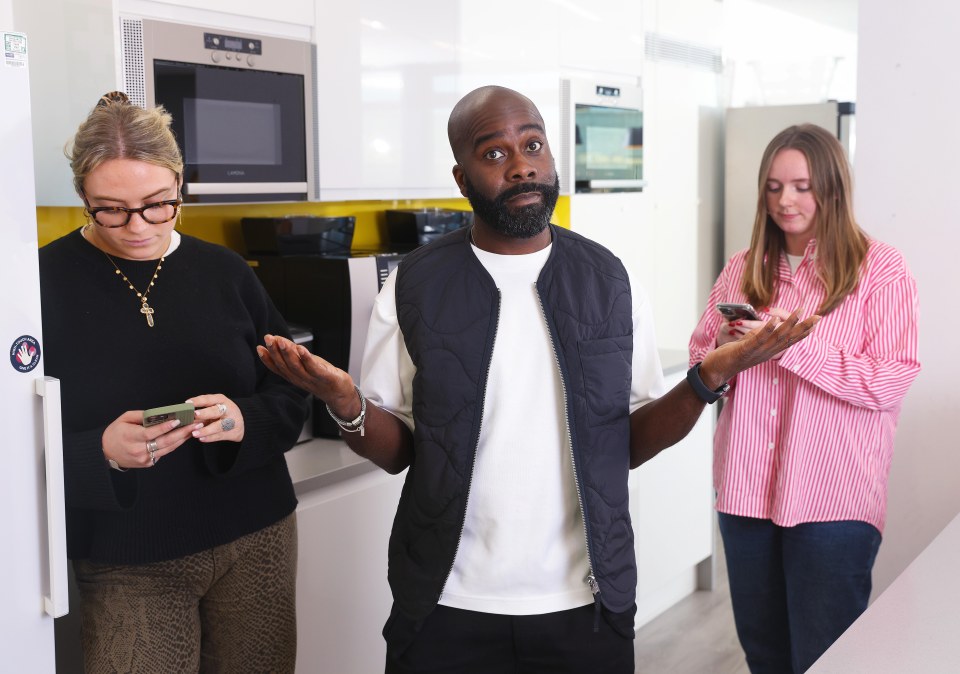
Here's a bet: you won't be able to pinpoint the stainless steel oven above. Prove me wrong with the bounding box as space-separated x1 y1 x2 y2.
120 17 315 203
561 76 644 193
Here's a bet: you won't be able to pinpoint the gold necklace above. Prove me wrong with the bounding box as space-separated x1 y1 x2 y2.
102 252 164 327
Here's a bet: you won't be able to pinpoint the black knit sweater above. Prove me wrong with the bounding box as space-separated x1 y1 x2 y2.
39 229 307 564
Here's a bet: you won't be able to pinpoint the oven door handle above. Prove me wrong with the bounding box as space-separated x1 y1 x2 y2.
185 182 309 195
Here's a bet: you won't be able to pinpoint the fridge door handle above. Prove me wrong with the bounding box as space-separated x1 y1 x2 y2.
35 376 68 618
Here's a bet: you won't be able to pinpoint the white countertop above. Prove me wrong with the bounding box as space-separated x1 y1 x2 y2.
809 511 960 673
285 438 380 493
286 348 692 489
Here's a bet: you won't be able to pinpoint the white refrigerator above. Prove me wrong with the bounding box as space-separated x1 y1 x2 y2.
0 29 68 673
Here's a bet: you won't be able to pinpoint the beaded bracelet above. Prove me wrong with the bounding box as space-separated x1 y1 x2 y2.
326 385 366 437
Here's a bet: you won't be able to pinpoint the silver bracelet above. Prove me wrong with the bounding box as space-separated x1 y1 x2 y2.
326 386 366 437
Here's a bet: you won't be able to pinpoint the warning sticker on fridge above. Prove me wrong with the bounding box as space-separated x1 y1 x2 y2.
10 335 41 373
3 32 28 68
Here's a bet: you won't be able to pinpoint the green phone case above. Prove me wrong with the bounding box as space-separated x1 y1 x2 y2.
143 402 195 427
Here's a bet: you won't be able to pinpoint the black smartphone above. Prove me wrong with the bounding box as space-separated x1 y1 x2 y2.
716 302 759 321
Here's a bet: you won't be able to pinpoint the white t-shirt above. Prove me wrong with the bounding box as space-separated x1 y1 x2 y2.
359 241 665 616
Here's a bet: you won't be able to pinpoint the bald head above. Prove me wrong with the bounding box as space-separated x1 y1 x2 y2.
447 86 544 164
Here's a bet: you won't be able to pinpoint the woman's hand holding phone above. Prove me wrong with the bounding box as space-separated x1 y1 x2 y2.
716 302 764 346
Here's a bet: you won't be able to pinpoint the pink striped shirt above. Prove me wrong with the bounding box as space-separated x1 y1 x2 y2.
689 238 920 532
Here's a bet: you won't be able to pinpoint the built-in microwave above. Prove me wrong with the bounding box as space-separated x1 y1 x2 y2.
119 17 315 203
561 76 645 193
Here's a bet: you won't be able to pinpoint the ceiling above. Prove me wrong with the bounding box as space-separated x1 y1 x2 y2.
747 0 858 34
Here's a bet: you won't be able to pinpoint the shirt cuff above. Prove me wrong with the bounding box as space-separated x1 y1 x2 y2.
777 333 830 380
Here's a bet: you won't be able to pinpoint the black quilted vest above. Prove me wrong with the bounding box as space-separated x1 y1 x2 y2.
392 224 635 622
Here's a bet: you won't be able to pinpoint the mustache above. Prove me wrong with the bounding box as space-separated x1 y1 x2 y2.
496 181 553 205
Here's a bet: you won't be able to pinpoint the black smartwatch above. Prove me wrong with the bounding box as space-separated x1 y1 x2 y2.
686 362 730 404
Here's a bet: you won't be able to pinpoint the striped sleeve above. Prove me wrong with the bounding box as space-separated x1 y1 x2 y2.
778 243 920 411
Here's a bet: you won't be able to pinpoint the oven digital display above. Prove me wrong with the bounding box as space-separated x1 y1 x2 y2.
203 32 262 54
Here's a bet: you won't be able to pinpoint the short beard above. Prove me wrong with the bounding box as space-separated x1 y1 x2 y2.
463 174 560 239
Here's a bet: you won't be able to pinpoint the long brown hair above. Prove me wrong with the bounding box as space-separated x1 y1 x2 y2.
741 123 867 315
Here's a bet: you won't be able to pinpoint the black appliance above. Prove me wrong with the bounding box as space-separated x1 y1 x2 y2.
248 252 403 438
242 216 355 256
385 208 472 251
287 323 315 443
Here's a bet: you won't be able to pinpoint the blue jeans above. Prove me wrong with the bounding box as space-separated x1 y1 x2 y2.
718 513 882 674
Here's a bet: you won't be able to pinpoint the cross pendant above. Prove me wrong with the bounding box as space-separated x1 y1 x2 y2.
140 302 155 328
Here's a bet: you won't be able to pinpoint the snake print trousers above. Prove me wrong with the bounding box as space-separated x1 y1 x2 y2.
73 513 298 674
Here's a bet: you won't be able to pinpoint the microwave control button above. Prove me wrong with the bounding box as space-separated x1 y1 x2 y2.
247 55 256 67
211 51 222 64
211 37 220 47
248 41 256 51
226 52 234 61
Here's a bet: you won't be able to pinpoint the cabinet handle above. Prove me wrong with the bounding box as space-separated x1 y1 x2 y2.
36 376 68 618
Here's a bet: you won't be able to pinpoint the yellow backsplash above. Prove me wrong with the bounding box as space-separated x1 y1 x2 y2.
37 196 571 252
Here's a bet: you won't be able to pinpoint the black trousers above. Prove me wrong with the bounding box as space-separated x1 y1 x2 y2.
384 602 635 674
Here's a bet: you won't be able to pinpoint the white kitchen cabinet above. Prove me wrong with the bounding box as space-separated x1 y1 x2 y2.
630 363 715 629
293 457 405 674
12 0 118 206
557 0 644 77
313 0 563 200
314 1 463 200
132 0 315 29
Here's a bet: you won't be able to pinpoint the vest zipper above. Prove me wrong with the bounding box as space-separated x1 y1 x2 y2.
438 288 502 602
535 284 601 630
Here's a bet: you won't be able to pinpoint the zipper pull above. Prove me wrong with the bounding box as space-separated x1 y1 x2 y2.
586 573 601 632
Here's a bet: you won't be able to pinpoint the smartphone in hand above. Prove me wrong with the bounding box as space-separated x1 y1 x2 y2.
716 302 759 321
143 402 195 427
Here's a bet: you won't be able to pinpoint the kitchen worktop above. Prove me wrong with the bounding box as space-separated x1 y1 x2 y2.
809 511 960 672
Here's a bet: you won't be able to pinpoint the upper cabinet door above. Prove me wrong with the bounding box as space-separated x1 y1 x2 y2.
148 0 315 27
13 0 118 206
558 0 644 76
314 0 562 201
315 2 464 200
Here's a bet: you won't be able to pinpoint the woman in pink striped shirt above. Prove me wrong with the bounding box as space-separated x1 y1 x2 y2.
689 124 920 673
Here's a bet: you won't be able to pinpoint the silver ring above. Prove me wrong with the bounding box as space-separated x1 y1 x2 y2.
220 417 236 432
146 440 159 452
150 449 157 466
216 403 227 417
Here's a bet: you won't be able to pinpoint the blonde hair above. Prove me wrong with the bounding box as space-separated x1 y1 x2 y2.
67 91 184 196
741 123 868 315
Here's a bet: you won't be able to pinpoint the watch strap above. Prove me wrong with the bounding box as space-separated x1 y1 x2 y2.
686 362 730 404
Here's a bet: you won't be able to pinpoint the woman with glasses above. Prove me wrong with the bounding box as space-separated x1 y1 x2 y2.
38 92 307 673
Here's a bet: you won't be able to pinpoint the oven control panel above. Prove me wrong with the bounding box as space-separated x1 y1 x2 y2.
203 32 262 55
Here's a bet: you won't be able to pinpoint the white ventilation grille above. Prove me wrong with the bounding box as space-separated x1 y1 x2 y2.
559 78 571 194
645 33 722 73
121 18 146 108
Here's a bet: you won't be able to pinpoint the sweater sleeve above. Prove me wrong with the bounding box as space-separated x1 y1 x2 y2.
202 265 309 476
61 426 137 511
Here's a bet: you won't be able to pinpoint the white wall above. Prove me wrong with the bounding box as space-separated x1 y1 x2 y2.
855 1 960 595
